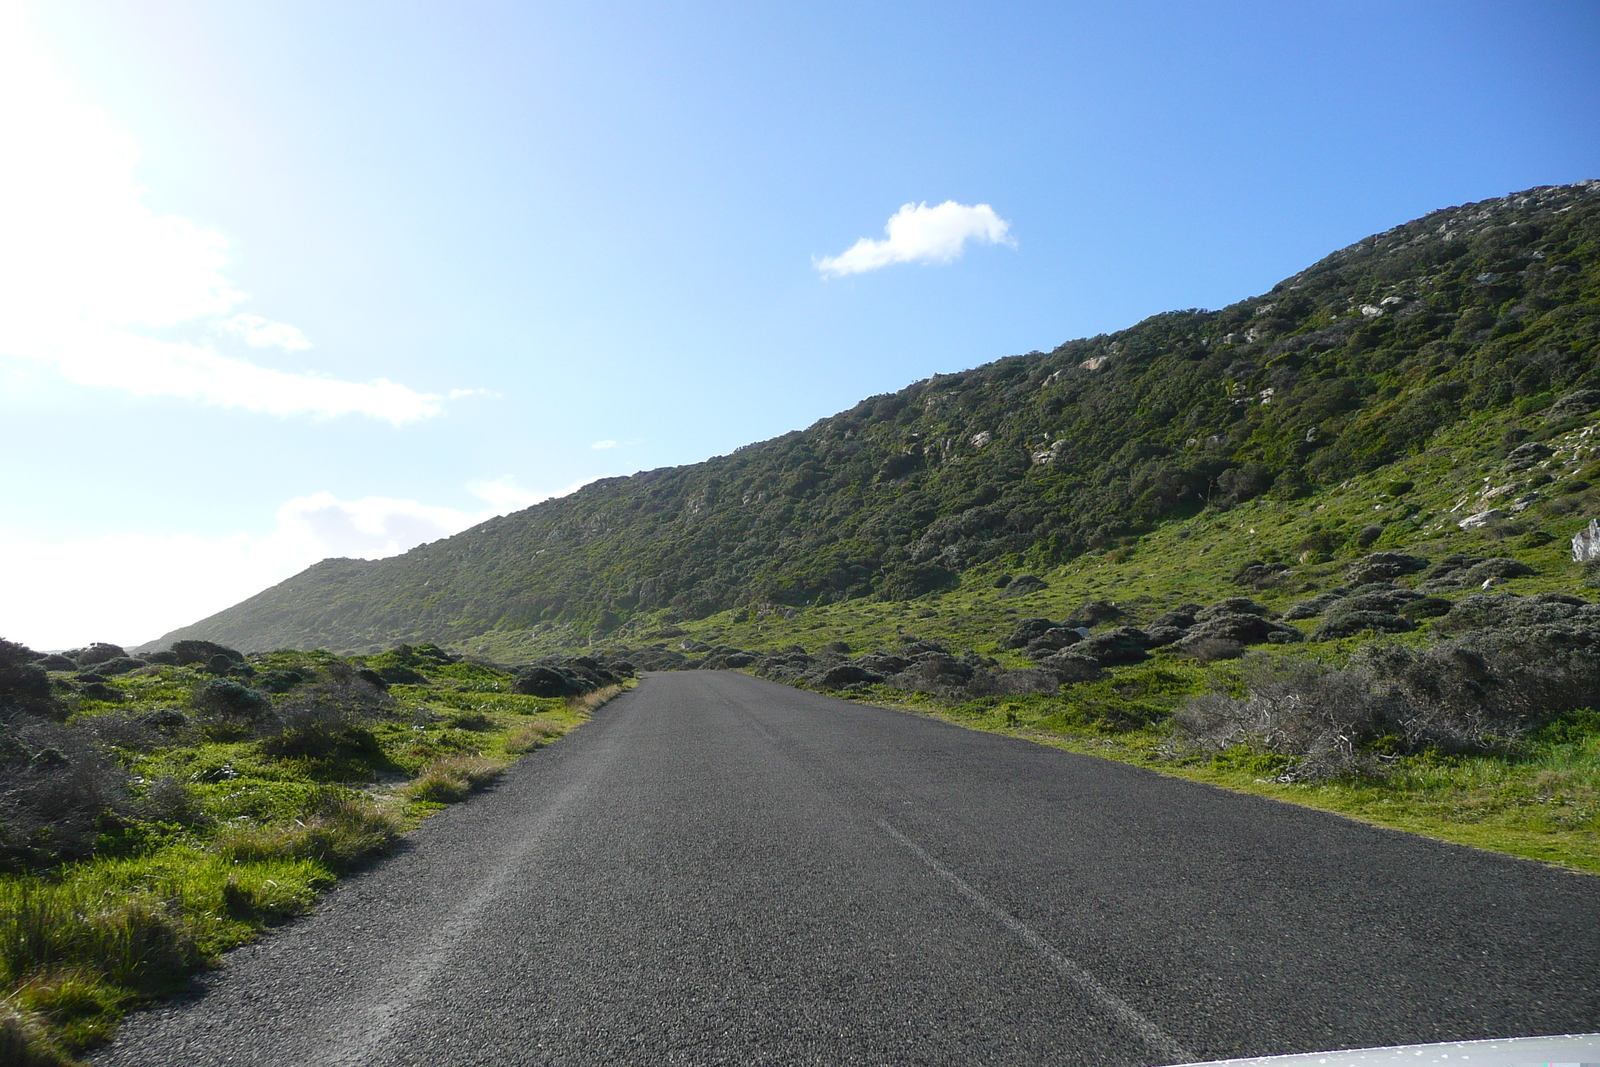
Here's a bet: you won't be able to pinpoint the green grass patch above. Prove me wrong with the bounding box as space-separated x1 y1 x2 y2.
1 651 619 1063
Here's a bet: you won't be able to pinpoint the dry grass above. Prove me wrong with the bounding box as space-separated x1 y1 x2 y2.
505 720 565 754
404 755 505 803
568 683 625 715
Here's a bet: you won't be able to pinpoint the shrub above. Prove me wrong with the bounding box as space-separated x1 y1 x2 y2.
259 666 393 758
191 680 270 739
1182 637 1245 662
0 641 58 720
1175 618 1600 779
0 720 132 869
69 645 126 668
513 666 585 698
168 640 243 667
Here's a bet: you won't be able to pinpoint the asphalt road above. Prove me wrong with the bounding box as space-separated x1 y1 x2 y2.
94 671 1600 1066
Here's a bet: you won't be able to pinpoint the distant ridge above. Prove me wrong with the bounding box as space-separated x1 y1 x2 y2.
145 181 1600 655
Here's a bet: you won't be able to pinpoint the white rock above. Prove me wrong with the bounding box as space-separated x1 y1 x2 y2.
1458 510 1506 529
1573 518 1600 561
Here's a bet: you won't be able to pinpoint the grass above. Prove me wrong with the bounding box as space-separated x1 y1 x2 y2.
1 651 627 1064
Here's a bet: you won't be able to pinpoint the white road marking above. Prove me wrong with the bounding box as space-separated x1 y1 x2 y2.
876 818 1193 1065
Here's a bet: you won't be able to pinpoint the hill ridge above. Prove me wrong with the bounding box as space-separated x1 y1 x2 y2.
145 180 1600 655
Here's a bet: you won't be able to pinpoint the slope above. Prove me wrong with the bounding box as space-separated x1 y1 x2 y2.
146 180 1600 656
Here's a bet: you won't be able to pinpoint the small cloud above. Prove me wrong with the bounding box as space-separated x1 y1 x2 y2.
218 313 311 351
591 439 620 450
815 201 1014 278
447 388 492 400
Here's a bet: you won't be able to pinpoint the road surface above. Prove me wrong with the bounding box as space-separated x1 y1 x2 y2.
94 671 1600 1066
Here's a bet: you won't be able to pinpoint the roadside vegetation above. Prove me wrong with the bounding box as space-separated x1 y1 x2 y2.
0 639 630 1065
577 397 1600 874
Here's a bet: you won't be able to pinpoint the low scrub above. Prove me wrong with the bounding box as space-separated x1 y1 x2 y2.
1174 617 1600 780
0 639 601 1062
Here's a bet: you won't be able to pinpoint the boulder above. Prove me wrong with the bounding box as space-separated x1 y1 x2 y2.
1574 519 1600 562
1505 441 1554 471
1458 510 1507 530
1547 388 1600 420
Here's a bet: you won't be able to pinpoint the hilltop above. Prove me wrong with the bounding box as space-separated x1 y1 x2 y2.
147 181 1600 659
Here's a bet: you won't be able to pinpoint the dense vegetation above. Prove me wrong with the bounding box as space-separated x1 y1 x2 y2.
152 181 1600 657
0 636 629 1064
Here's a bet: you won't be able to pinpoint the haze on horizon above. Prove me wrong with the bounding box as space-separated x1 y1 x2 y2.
2 0 1598 650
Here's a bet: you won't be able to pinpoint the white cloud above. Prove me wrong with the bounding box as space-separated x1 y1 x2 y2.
0 476 597 650
0 4 442 423
467 473 597 513
815 200 1014 278
218 313 312 351
591 439 620 449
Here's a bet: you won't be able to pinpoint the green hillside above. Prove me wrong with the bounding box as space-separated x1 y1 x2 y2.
148 180 1600 658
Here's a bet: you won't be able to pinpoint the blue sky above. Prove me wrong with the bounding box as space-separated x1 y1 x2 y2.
3 0 1598 649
